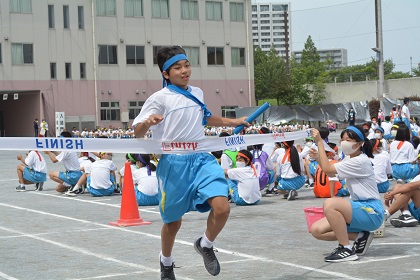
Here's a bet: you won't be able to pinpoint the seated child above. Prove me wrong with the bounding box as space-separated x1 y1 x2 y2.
16 150 48 191
133 154 159 206
370 139 392 193
226 150 261 206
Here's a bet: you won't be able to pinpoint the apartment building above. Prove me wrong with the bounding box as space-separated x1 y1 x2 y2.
0 0 254 136
251 2 291 56
293 48 348 69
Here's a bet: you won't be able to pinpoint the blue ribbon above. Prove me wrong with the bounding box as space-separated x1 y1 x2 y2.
162 54 189 87
167 84 212 126
137 154 151 176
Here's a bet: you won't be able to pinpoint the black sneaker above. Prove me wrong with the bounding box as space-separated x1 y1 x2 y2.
114 183 121 195
265 189 276 197
390 214 418 227
160 261 176 280
65 185 81 197
324 245 358 262
353 231 374 255
282 192 289 199
194 237 220 276
35 182 44 191
16 185 26 192
287 190 298 201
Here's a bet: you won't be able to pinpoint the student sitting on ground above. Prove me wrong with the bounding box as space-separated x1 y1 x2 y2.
66 152 116 197
370 139 392 193
384 174 420 227
133 154 159 206
225 150 261 206
16 150 48 192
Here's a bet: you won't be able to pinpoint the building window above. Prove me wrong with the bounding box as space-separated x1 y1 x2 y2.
181 0 198 20
48 5 55 28
260 5 269 12
101 102 120 121
80 63 86 79
98 45 118 64
125 0 143 17
96 0 116 16
230 2 244 22
231 48 245 66
260 14 269 18
10 0 32 13
78 6 84 29
11 43 33 64
153 45 163 64
183 46 199 66
50 63 56 79
251 5 257 12
151 0 169 18
273 4 288 11
128 101 145 119
206 1 222 20
207 47 224 66
221 106 237 118
65 63 71 79
63 5 69 29
126 45 145 65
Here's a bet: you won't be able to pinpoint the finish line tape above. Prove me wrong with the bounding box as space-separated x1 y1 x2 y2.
0 130 311 154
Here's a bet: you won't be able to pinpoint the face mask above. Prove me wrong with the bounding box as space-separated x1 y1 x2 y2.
391 130 397 137
375 133 382 139
236 162 246 168
340 140 360 155
306 142 313 148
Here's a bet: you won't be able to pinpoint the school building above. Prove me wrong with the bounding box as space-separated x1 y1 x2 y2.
0 0 255 137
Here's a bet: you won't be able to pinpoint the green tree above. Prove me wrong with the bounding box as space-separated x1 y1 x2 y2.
412 67 420 77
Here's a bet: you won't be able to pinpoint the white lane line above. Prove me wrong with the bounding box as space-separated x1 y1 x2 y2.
349 254 417 264
0 271 19 280
0 179 17 182
67 271 146 280
0 225 194 280
0 203 367 280
0 228 110 239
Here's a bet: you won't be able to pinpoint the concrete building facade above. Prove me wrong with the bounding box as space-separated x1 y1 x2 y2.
251 1 291 56
293 48 348 69
0 0 255 136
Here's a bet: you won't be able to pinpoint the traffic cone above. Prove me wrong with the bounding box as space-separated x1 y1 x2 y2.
109 161 152 227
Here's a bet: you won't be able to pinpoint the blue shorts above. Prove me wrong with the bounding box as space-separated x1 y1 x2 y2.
135 189 159 206
309 161 318 176
58 170 83 186
278 175 305 191
383 134 393 140
267 170 275 185
402 118 411 130
392 163 419 181
347 199 384 232
86 175 115 197
23 167 47 183
377 180 390 193
408 202 420 221
393 118 401 124
157 153 229 224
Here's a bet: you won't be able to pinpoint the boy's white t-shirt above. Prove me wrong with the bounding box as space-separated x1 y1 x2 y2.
86 159 116 189
402 105 410 119
78 156 92 172
371 153 392 184
133 167 159 196
381 121 392 135
334 154 380 201
227 166 261 204
220 149 237 170
389 141 417 164
25 151 48 173
56 151 81 171
132 86 205 141
119 163 137 177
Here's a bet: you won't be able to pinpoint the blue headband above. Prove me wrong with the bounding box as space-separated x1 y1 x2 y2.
162 54 188 87
346 126 365 142
162 54 188 72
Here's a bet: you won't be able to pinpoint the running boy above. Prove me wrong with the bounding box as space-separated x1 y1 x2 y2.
132 46 248 279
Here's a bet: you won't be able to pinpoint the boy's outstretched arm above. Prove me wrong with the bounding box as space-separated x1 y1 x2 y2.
207 115 249 128
134 114 164 138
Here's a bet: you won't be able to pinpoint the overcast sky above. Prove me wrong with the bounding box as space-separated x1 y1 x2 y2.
251 0 420 73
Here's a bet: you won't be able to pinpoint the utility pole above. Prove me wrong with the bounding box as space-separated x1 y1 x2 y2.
374 0 385 107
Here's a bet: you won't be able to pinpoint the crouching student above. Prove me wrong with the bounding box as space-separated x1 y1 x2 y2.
133 154 159 206
66 152 116 197
313 143 342 198
275 140 305 200
370 139 392 193
16 150 48 191
225 150 261 206
310 126 384 263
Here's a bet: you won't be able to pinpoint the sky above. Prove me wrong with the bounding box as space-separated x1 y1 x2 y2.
252 0 420 73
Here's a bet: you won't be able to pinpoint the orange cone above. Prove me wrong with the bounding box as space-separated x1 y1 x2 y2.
109 161 152 227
